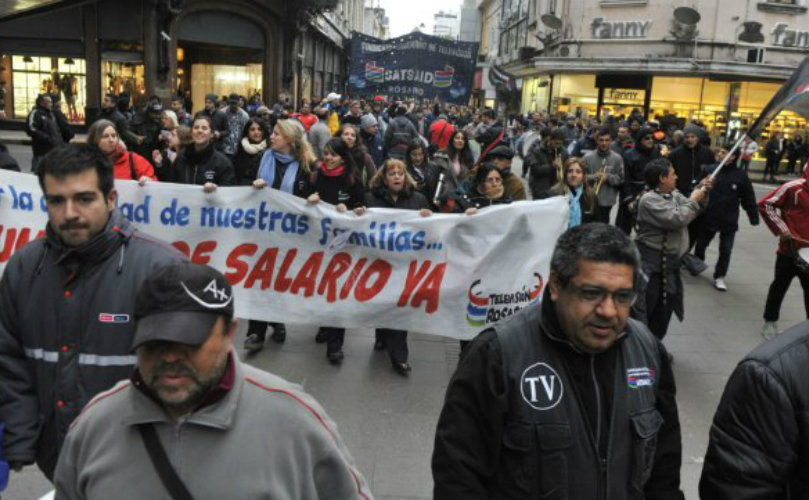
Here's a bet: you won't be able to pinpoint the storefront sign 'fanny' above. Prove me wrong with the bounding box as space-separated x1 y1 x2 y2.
591 18 652 39
0 170 567 340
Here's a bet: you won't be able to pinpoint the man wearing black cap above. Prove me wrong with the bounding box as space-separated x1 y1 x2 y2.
0 144 185 480
195 94 228 151
129 99 164 164
222 93 250 160
53 263 371 500
482 144 526 201
617 127 662 234
98 94 138 147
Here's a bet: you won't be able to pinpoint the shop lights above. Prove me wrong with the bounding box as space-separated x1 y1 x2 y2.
215 72 250 82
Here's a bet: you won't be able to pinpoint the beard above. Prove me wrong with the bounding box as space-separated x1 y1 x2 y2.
148 358 226 413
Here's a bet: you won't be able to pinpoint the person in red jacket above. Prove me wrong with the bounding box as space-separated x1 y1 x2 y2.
758 160 809 339
87 119 157 184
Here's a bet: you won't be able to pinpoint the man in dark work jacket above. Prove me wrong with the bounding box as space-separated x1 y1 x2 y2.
432 223 684 500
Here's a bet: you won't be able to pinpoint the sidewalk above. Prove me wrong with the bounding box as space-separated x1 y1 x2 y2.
0 130 87 145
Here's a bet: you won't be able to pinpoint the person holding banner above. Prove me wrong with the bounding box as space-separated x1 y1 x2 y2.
164 115 236 191
244 119 317 351
339 124 377 185
757 161 809 340
87 119 156 184
549 157 596 228
0 144 186 480
307 138 366 364
364 159 431 375
405 140 437 203
232 117 269 185
458 163 512 214
432 223 684 500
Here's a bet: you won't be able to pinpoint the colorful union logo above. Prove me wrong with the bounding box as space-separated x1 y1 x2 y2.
365 61 385 83
465 273 544 327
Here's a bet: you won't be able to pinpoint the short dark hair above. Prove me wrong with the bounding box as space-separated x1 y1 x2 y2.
171 96 184 104
644 158 672 189
37 144 114 198
549 128 567 141
551 223 640 288
597 126 612 139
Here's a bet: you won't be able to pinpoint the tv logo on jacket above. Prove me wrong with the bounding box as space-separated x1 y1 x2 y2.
521 362 564 410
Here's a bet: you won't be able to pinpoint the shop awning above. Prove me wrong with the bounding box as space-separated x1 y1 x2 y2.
0 0 94 21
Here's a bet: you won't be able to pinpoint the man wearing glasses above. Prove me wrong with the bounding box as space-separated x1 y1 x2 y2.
432 223 685 500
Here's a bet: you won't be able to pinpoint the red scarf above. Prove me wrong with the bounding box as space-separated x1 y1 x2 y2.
320 160 345 177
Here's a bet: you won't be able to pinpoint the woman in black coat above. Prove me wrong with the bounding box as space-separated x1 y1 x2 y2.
307 137 366 364
232 117 269 185
165 115 235 190
364 159 432 376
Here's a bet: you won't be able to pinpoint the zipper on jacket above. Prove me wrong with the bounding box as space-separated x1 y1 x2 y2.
591 354 606 499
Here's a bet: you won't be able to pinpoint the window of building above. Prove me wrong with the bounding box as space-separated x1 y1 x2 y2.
11 55 86 123
552 74 598 116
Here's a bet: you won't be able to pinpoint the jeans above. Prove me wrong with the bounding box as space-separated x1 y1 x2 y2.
246 320 284 340
694 229 736 279
323 326 345 354
764 253 809 322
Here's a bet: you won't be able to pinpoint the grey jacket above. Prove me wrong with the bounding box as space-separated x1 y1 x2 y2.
54 356 373 500
582 149 624 207
309 121 331 160
635 190 705 256
0 210 185 478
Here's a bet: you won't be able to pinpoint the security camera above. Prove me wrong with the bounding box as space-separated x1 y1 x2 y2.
160 31 171 41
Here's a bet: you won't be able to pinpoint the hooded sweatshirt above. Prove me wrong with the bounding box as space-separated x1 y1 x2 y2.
759 162 809 256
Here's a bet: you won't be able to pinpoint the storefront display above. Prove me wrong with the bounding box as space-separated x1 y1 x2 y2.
11 55 86 123
103 60 145 98
190 63 262 113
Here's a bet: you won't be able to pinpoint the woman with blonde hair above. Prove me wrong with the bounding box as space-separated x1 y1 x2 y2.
363 158 431 375
244 118 316 351
550 156 596 227
87 118 156 183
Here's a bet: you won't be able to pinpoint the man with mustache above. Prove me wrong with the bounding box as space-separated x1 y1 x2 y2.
53 263 371 500
0 144 185 481
432 223 685 500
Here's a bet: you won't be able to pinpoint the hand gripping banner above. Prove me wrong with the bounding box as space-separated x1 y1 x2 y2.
0 171 567 339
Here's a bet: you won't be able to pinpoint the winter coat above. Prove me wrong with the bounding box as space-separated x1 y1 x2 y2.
431 151 471 207
232 140 268 185
222 107 250 156
97 108 137 146
110 148 157 181
52 108 74 144
635 189 706 257
308 121 332 160
698 163 758 232
311 166 365 209
758 165 809 256
365 185 431 211
0 210 185 479
475 120 505 153
383 115 419 160
525 141 568 200
164 143 236 186
668 144 715 196
128 113 162 163
622 144 662 201
582 149 624 207
195 108 229 150
0 143 20 171
360 129 384 168
699 322 809 500
25 105 63 157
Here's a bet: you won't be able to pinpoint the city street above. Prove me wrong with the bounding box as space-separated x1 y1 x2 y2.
2 149 806 499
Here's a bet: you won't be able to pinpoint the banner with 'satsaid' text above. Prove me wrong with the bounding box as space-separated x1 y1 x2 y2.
0 170 568 339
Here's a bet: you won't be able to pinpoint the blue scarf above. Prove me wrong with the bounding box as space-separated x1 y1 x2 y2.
258 150 299 194
569 185 583 228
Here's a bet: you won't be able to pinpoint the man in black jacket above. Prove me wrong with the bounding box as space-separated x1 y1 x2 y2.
432 223 684 500
694 145 759 291
525 127 568 199
475 108 504 154
0 144 185 480
383 105 419 161
617 128 662 234
699 320 809 500
98 94 138 147
24 94 63 173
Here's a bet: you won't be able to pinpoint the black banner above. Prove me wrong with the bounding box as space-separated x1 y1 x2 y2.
348 32 480 104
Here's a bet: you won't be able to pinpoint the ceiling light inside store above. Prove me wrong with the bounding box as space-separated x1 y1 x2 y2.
215 72 249 82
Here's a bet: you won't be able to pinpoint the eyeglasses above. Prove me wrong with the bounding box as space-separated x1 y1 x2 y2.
567 283 637 307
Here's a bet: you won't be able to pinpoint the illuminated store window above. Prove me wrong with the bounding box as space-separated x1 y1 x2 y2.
12 56 86 123
103 61 145 98
190 63 262 114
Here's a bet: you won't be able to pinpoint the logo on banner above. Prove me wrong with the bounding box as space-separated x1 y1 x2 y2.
521 362 564 410
98 313 131 324
465 273 544 327
434 65 455 88
627 367 656 389
365 61 385 83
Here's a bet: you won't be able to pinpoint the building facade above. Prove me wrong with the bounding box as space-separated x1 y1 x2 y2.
433 11 460 40
362 1 390 39
485 0 809 144
0 0 364 127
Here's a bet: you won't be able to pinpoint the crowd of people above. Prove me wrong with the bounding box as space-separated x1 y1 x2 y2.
2 88 809 499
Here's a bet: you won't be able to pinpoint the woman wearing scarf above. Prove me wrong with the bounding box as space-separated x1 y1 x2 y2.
405 140 437 203
550 157 596 228
307 137 366 364
87 119 156 184
243 119 316 352
364 159 431 376
164 115 235 191
460 163 513 214
232 118 269 185
432 130 475 211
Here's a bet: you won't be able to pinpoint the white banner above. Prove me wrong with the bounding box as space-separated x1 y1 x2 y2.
0 170 568 339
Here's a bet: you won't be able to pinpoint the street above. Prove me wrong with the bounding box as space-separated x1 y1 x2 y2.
1 148 805 499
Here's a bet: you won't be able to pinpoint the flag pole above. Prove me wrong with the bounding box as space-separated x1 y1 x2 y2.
710 134 748 179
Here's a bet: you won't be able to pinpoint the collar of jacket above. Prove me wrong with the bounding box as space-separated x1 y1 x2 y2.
538 287 628 355
374 184 413 205
184 142 215 164
47 208 132 267
126 352 239 429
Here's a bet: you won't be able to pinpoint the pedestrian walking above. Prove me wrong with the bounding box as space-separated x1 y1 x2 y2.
0 144 185 480
432 223 685 500
52 263 371 500
25 93 63 173
221 93 250 160
549 157 596 228
582 127 624 224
